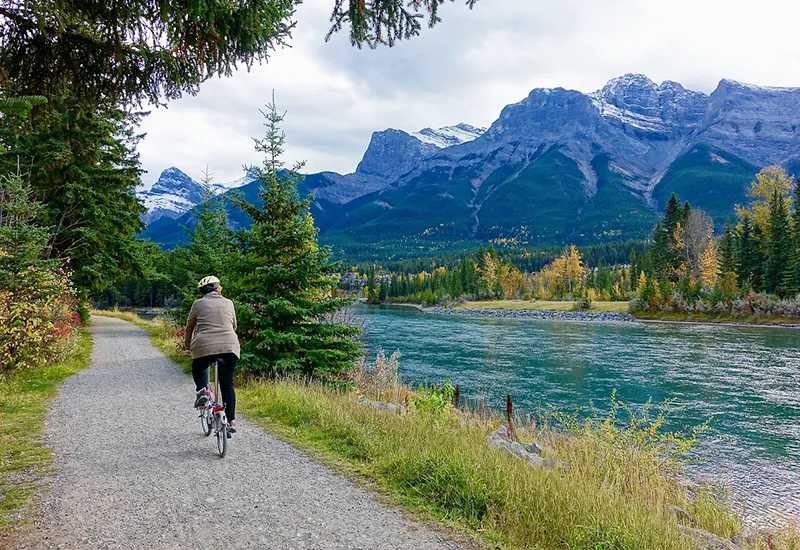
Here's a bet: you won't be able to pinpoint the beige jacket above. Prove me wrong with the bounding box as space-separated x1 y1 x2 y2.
184 293 240 359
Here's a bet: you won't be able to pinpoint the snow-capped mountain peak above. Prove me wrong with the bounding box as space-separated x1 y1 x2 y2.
588 73 709 133
137 167 256 224
413 123 486 148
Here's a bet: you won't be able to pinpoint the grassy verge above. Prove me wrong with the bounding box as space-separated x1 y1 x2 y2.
91 309 799 549
0 330 93 536
456 300 631 313
633 311 800 326
238 380 742 550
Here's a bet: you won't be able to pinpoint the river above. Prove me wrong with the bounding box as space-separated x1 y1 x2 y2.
358 305 800 526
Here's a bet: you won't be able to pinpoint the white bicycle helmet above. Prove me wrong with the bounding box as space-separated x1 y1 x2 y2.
197 275 220 289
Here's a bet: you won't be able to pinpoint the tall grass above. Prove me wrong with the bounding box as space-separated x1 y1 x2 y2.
238 378 743 550
0 330 93 537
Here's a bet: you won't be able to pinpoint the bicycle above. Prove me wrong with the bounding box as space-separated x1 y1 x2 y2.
197 358 229 457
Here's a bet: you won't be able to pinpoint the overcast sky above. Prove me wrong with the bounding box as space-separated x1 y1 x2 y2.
137 0 800 188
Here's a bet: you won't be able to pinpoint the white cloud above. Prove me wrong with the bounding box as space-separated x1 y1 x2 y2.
137 0 800 187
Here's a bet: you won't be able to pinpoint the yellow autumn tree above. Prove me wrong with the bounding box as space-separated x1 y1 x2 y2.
496 261 525 298
699 240 719 287
540 245 586 298
735 165 795 235
477 252 498 297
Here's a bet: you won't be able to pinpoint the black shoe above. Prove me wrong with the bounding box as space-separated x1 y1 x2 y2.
193 389 208 408
228 420 237 434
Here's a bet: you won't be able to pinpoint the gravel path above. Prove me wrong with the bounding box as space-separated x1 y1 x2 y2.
15 317 468 550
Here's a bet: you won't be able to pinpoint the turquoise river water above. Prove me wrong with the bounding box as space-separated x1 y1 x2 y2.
358 305 800 525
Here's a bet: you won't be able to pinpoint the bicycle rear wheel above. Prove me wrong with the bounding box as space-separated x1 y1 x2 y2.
215 416 228 458
199 408 212 436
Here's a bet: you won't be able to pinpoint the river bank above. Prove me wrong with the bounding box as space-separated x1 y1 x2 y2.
380 301 800 328
428 306 635 322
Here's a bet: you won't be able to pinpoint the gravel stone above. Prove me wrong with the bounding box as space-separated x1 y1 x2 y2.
427 307 634 323
13 316 469 550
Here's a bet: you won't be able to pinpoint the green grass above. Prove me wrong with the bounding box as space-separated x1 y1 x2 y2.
456 300 631 313
0 330 93 536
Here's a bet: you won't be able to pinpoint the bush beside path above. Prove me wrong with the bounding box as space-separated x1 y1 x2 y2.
10 316 468 550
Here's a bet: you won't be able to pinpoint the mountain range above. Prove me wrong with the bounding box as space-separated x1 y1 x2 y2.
139 74 800 259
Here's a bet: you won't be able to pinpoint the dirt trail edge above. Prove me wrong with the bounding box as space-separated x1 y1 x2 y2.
15 316 467 550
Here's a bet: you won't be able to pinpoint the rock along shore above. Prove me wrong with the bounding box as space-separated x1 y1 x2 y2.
426 306 635 323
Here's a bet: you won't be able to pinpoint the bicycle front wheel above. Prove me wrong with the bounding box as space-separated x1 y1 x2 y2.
215 417 228 458
199 408 212 436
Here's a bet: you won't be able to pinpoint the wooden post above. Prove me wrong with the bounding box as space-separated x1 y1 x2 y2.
454 384 460 408
506 394 514 439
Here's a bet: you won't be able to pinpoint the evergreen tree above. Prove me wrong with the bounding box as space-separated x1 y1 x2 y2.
651 194 689 280
764 189 791 295
227 101 361 378
0 172 76 370
651 221 669 275
329 0 479 47
378 278 389 302
784 178 800 296
718 219 736 277
629 250 640 291
0 97 145 296
751 223 766 292
171 174 233 318
365 265 378 303
736 215 760 291
663 194 684 236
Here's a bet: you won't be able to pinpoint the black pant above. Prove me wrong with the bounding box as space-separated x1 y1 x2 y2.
192 353 237 421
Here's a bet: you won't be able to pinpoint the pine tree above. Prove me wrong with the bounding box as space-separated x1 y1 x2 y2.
0 97 145 296
751 223 766 292
764 190 791 295
736 215 758 290
718 219 736 278
629 250 640 291
171 171 232 318
365 265 378 303
784 178 800 296
328 0 479 48
651 221 669 275
663 194 684 236
227 101 361 378
378 278 388 302
652 194 689 279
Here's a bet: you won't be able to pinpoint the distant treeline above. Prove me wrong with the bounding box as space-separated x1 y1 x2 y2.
349 240 649 277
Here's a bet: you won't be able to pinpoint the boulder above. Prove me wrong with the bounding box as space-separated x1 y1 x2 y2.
677 525 739 550
667 504 696 525
486 428 566 471
358 398 406 414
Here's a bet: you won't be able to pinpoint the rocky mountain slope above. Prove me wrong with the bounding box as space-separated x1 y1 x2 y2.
138 124 485 224
141 75 800 259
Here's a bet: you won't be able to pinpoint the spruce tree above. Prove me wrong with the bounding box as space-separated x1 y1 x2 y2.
629 250 640 291
751 223 766 292
784 178 800 296
227 101 361 378
718 219 736 278
663 194 684 236
763 190 791 295
651 221 668 275
171 174 233 319
0 96 145 296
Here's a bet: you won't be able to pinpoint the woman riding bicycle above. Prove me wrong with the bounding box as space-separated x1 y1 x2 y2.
184 276 240 433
